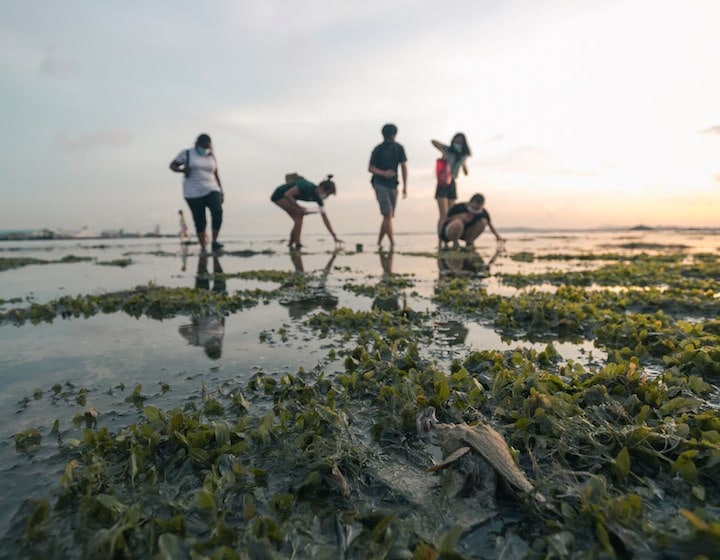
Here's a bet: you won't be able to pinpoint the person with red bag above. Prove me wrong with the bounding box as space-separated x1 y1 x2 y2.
432 133 471 233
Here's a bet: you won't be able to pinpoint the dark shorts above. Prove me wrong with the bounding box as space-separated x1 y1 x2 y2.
435 180 457 200
271 186 286 203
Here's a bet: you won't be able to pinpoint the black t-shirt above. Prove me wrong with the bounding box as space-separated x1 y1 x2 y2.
369 141 407 188
447 203 491 229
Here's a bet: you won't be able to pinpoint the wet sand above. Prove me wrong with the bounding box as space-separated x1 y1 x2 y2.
1 228 719 557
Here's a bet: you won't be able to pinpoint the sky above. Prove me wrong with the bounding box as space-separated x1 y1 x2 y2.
1 0 720 237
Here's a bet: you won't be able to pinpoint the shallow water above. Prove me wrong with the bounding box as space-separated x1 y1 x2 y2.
1 227 719 552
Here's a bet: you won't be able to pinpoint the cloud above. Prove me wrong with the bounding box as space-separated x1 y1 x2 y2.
39 54 79 80
480 145 596 177
55 129 132 151
701 125 720 135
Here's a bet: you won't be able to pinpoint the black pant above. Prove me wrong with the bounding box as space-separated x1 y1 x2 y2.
185 191 222 234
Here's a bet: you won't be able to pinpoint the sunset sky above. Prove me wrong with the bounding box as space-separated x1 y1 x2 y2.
2 0 719 237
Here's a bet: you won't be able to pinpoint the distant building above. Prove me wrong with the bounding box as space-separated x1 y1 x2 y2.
0 229 55 240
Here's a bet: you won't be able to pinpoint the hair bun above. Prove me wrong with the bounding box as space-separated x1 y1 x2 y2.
326 174 333 181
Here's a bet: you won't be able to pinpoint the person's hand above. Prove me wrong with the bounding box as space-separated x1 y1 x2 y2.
402 187 407 199
385 169 396 179
183 166 190 177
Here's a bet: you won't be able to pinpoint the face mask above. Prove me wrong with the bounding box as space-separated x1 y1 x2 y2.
452 142 464 152
196 147 209 156
467 205 483 215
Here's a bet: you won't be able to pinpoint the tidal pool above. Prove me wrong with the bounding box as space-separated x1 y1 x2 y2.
1 228 719 559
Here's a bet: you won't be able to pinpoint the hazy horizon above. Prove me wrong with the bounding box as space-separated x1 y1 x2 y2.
2 0 720 237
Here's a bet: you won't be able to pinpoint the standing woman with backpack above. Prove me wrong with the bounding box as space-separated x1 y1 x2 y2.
170 133 225 253
432 133 471 235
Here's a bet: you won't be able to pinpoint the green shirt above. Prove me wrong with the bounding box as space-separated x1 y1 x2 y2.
275 177 323 206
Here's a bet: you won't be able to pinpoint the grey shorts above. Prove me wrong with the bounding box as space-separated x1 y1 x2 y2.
372 181 398 217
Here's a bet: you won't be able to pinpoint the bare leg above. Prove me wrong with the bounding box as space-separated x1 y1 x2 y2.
291 215 304 246
379 215 394 246
461 219 488 246
437 198 450 232
275 199 305 247
444 219 465 248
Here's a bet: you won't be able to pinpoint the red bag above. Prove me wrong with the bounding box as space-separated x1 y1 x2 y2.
436 158 452 187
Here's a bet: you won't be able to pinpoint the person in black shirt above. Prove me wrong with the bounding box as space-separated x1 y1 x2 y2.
439 193 504 249
368 123 408 247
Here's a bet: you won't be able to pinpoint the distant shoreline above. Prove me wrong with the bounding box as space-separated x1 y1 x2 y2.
2 225 720 243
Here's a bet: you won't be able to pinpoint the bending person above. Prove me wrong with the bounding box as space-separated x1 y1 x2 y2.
271 174 342 250
439 193 504 249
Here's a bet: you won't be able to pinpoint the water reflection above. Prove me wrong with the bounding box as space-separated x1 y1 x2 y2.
181 242 189 271
435 245 504 346
434 319 469 346
373 249 400 312
438 245 503 278
178 254 226 359
281 250 339 319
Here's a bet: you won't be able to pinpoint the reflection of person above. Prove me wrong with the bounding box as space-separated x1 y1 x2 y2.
379 248 393 275
438 245 502 278
372 249 400 312
271 174 342 251
432 133 471 231
181 242 189 272
439 193 504 250
281 250 339 318
178 210 190 242
169 133 225 254
434 320 469 346
368 123 408 248
179 255 226 359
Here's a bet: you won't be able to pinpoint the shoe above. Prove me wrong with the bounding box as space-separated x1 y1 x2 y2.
211 241 224 251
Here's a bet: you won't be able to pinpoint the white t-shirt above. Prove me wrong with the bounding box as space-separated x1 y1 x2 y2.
173 148 221 199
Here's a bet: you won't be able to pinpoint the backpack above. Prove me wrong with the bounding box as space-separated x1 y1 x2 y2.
436 158 452 187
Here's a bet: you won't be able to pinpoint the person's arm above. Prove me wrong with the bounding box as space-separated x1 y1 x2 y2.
214 170 224 203
282 185 300 203
487 221 503 242
281 185 308 215
368 164 396 179
400 162 408 198
431 140 446 152
170 160 186 174
320 210 341 245
462 163 469 175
